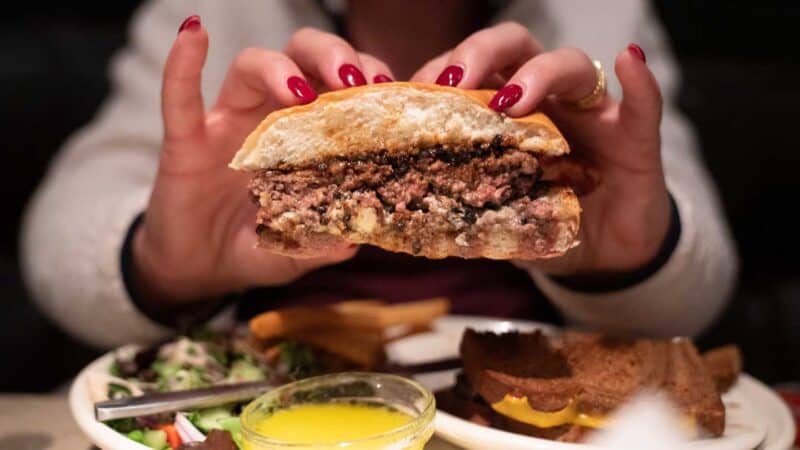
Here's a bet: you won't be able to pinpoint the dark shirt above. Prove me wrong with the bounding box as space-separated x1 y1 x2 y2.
236 245 563 324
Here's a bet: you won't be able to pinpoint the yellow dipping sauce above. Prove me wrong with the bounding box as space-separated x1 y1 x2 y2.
251 402 414 445
240 373 435 450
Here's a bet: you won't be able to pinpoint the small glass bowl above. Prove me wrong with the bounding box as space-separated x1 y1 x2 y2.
240 372 436 450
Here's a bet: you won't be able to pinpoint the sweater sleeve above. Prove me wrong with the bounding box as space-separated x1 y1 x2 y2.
20 0 334 349
21 0 215 349
516 0 739 338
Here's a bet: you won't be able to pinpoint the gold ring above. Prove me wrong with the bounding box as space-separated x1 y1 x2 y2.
572 60 607 110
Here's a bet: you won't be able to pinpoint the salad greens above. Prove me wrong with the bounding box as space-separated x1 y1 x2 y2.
279 340 319 379
227 357 266 383
108 382 133 400
126 429 169 450
102 330 318 449
188 406 236 433
186 406 243 448
218 417 243 448
106 418 138 433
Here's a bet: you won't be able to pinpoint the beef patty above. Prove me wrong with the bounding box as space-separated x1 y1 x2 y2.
249 137 570 258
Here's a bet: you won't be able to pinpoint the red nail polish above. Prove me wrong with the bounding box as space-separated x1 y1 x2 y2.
436 65 464 87
488 84 523 112
373 74 393 84
287 76 317 104
178 15 201 34
338 64 367 87
628 43 646 63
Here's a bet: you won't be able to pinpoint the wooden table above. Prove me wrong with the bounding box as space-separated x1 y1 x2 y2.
0 394 461 450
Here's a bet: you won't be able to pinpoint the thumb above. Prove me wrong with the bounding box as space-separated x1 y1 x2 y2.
162 15 208 142
615 43 662 145
241 243 361 289
290 244 361 273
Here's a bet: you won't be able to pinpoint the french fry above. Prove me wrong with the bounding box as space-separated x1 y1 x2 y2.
289 328 386 369
367 297 450 328
332 299 385 312
249 299 387 339
249 306 327 339
249 297 450 340
263 344 282 364
382 323 434 343
313 297 450 330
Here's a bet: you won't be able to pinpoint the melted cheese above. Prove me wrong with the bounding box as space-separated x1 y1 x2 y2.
490 395 606 429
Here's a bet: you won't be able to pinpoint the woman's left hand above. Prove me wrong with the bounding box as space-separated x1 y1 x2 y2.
411 22 672 276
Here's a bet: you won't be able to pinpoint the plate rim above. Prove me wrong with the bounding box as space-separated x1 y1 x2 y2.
69 345 152 450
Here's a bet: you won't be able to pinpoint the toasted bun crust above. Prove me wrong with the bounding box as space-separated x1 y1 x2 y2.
230 82 569 171
460 329 726 437
702 345 742 393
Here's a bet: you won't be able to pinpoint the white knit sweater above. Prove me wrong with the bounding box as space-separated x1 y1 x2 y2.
20 0 738 348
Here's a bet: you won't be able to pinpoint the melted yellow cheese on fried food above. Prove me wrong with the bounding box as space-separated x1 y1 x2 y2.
490 395 606 429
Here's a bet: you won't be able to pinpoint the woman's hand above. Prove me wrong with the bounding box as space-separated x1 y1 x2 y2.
412 22 671 276
132 20 395 305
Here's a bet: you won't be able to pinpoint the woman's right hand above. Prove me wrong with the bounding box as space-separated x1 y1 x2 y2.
131 19 395 306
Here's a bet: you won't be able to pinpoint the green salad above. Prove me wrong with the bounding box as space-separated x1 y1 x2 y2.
99 330 320 449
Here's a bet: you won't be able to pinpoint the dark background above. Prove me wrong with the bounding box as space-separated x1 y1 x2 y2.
2 1 799 391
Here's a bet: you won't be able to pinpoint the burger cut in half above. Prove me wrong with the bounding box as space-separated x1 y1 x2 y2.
229 82 581 259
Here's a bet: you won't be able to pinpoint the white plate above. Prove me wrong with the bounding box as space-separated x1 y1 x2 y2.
71 345 152 450
70 315 795 450
387 315 795 450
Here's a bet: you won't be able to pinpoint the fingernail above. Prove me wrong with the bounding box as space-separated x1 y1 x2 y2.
287 76 317 104
178 15 201 34
628 43 646 63
488 84 523 112
436 65 464 87
373 74 393 84
338 64 367 87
